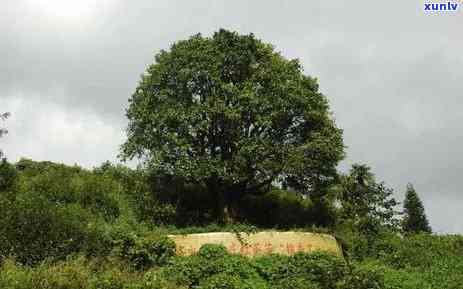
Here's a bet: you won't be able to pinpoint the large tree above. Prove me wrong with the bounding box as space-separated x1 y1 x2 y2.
402 183 432 234
121 30 344 222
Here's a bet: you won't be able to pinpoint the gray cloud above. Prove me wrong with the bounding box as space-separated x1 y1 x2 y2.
1 0 462 232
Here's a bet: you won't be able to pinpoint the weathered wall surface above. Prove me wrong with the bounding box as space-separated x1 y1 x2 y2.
168 231 342 257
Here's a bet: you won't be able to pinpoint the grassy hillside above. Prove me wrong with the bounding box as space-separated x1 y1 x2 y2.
0 159 462 289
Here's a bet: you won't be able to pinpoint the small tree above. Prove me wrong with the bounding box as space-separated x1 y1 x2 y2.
338 164 399 234
402 183 432 234
0 158 17 192
0 112 10 158
0 112 9 136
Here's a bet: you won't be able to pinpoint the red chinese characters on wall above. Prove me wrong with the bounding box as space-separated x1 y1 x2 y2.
263 242 273 254
227 242 239 254
177 241 316 256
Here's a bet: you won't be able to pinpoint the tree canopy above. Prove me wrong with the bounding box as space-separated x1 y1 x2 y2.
121 29 344 221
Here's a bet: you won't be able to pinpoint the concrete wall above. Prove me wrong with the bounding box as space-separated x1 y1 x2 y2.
168 231 342 257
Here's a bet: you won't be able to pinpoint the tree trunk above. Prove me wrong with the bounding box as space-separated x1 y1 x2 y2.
208 176 239 224
217 190 234 224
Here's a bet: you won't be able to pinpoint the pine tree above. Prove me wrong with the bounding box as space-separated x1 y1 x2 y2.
402 183 432 234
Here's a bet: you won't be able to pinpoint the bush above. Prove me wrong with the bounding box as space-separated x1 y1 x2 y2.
340 262 385 289
381 267 428 289
112 233 175 270
88 270 133 289
373 234 463 269
70 174 121 221
141 271 183 289
252 254 291 282
18 167 121 222
0 193 109 265
288 252 346 288
162 255 205 287
198 244 228 259
0 257 91 289
271 277 321 289
0 158 18 192
198 273 267 289
162 246 262 287
0 257 180 289
253 252 346 289
161 249 351 289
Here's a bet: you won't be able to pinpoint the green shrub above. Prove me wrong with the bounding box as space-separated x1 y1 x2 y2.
88 270 133 289
340 262 385 289
0 259 34 289
252 254 291 282
379 252 463 289
374 234 463 269
162 249 350 289
162 256 205 287
0 257 181 289
288 252 346 288
381 267 428 289
141 271 183 289
16 159 121 222
0 193 109 265
198 244 228 259
253 252 346 289
337 232 463 289
271 277 321 289
16 158 83 175
205 255 261 280
0 257 91 289
113 233 175 270
198 273 267 289
163 248 262 287
70 174 121 221
0 158 18 192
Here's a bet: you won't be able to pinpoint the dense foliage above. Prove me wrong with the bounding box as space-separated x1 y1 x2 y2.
1 234 463 289
0 158 455 289
0 31 445 288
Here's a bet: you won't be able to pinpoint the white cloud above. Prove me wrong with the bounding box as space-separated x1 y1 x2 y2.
1 94 125 168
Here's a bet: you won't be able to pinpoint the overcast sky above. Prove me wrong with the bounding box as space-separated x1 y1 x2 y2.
1 0 462 233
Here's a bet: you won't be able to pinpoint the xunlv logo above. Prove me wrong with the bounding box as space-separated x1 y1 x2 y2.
424 2 459 11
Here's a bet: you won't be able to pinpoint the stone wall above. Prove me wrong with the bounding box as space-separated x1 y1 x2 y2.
168 231 342 257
